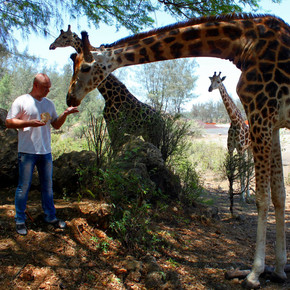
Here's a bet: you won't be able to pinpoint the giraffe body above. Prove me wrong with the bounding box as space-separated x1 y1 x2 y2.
65 14 290 288
49 26 163 148
209 72 252 202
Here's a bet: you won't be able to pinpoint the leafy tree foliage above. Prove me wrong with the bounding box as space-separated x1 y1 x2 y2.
190 99 246 123
159 0 260 19
0 1 56 47
0 55 38 110
0 73 12 109
0 0 279 50
138 58 197 113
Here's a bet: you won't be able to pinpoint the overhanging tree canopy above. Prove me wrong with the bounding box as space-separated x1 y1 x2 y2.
0 0 282 50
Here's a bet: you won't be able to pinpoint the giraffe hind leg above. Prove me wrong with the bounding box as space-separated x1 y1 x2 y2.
270 130 287 282
244 130 287 288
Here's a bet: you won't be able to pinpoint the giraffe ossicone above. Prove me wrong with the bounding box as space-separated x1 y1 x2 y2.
49 26 164 150
65 13 290 289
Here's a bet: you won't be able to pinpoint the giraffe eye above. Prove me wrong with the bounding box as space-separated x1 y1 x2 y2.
81 64 91 73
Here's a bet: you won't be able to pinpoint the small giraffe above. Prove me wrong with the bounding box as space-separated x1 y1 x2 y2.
65 14 290 288
49 26 163 148
209 71 252 202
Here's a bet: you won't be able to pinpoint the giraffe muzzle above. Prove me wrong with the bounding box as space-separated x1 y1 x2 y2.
66 93 80 107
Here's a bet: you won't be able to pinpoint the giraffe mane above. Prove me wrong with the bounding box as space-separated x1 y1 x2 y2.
102 13 287 48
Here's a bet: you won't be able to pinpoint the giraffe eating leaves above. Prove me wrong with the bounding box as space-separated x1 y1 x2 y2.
66 14 290 288
49 26 164 149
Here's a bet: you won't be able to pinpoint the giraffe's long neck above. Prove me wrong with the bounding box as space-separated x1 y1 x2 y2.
98 74 140 107
72 34 97 53
101 15 260 72
218 84 245 127
72 33 83 53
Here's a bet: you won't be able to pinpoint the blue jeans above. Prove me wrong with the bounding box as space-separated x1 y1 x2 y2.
15 153 56 224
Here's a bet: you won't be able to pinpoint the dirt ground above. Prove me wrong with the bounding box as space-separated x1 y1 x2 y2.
0 177 290 289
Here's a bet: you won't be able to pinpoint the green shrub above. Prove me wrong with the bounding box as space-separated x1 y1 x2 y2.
82 114 113 168
51 133 88 159
159 114 190 162
95 167 156 249
176 159 206 204
109 202 152 250
187 140 227 173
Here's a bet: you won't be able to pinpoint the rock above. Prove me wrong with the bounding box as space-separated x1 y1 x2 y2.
77 201 112 229
0 108 8 129
52 150 97 196
0 108 18 188
127 270 142 282
145 271 164 289
114 138 181 201
163 270 183 289
124 256 142 272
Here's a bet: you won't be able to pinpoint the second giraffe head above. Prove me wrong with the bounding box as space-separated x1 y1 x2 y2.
208 72 226 92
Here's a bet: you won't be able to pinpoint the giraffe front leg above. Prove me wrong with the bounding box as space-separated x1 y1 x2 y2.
243 193 270 289
270 130 287 282
243 146 271 289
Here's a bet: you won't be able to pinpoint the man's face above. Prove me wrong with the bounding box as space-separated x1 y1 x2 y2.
37 80 51 98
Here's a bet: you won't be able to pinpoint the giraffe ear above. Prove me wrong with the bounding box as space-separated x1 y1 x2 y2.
221 76 226 82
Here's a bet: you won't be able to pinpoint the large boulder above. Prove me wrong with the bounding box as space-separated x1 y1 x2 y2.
0 108 8 129
114 138 181 201
52 138 181 201
0 109 18 188
52 150 98 197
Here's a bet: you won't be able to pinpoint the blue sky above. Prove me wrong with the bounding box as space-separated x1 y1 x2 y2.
16 0 290 109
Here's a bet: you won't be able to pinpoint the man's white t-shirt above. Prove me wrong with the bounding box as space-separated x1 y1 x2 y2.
6 94 58 154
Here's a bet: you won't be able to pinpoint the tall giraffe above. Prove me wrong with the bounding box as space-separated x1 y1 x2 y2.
208 71 252 203
49 26 163 148
65 14 290 288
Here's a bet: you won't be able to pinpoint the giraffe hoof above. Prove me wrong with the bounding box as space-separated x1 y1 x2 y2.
270 272 287 283
241 278 261 289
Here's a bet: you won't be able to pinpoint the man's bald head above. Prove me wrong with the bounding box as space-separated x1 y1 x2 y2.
33 73 51 87
30 73 51 100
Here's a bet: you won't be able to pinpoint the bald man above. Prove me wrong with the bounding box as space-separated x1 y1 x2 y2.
6 73 79 235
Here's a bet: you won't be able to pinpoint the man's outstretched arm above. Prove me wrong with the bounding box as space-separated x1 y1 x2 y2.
51 106 79 130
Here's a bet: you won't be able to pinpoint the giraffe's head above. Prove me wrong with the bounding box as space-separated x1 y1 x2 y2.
208 72 226 92
49 25 80 51
66 31 108 106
